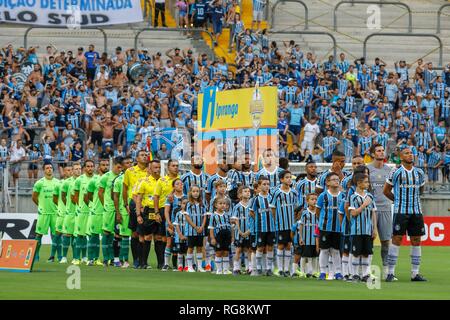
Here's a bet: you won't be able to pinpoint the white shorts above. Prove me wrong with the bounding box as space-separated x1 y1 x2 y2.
253 10 263 22
301 140 314 152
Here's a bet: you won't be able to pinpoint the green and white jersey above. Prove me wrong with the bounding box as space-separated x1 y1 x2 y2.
65 176 78 216
33 176 59 215
74 174 94 215
87 174 103 216
113 173 127 215
99 171 118 213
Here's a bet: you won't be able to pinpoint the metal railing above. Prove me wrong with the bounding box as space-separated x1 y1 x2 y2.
270 30 337 61
363 32 443 67
134 27 216 60
333 1 412 32
269 0 309 30
436 3 450 34
23 26 108 53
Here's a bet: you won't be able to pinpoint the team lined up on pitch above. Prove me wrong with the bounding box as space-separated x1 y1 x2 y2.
32 147 427 282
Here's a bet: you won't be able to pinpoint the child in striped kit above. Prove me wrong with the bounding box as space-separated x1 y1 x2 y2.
231 186 252 275
185 185 207 272
348 173 378 283
209 197 233 275
162 178 185 271
298 193 319 277
173 197 189 272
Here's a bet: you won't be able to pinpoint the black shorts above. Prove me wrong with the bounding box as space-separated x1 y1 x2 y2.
234 237 251 249
392 214 425 237
187 236 204 248
86 67 96 81
174 242 188 254
138 207 161 236
294 246 302 256
138 218 159 236
351 235 373 256
194 19 206 28
91 131 102 147
256 232 275 248
276 230 292 245
341 235 352 255
299 245 318 258
215 229 231 251
28 163 38 170
319 230 341 250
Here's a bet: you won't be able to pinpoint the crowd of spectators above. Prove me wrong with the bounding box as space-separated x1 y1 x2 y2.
0 17 450 187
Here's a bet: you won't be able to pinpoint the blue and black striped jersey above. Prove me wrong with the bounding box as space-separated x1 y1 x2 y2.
173 210 188 242
206 173 232 200
316 190 346 232
270 187 298 231
316 170 350 191
299 208 318 246
295 177 317 208
341 173 353 192
358 135 373 156
231 201 251 240
185 201 207 236
349 192 376 236
208 212 232 237
250 194 276 233
236 171 257 190
414 131 432 149
181 170 209 196
322 136 339 159
341 186 355 236
255 166 284 191
386 165 425 215
164 194 185 224
427 151 442 167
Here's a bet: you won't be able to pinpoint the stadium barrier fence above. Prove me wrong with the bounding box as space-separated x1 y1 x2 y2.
133 27 216 61
333 1 412 33
23 26 108 53
269 0 309 30
363 32 443 68
437 3 450 34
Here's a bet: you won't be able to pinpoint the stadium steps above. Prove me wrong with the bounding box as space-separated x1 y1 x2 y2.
269 0 450 66
198 0 270 67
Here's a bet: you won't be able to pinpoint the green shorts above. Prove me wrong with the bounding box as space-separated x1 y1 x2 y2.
63 215 76 235
119 213 131 237
88 214 103 235
74 214 89 237
55 216 65 234
102 210 115 233
36 214 57 236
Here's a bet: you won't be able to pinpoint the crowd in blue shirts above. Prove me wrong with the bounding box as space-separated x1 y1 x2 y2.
0 35 449 183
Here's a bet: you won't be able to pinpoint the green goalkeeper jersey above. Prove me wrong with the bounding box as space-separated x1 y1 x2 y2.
33 177 59 215
99 171 118 213
66 176 78 216
74 174 94 215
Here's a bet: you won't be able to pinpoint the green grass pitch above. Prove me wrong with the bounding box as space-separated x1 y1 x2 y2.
1 245 449 300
